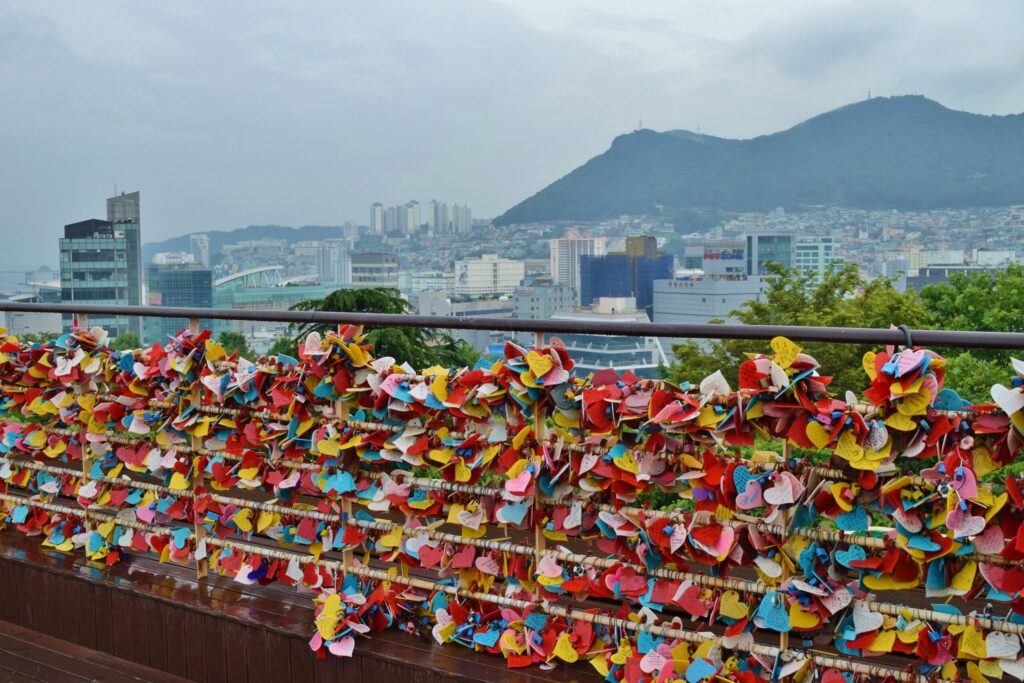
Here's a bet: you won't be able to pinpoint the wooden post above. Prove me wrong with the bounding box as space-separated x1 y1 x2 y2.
778 440 791 657
337 396 354 573
75 313 94 561
532 331 546 582
189 318 208 579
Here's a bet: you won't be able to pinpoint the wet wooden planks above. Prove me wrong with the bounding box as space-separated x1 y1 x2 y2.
0 531 602 683
0 618 190 683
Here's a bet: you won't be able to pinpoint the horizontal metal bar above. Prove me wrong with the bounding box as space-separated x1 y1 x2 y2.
2 301 1023 349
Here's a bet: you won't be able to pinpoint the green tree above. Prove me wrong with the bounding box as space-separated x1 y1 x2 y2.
109 332 141 351
919 265 1024 401
217 331 253 358
12 331 61 346
667 263 931 395
287 288 479 369
266 336 296 358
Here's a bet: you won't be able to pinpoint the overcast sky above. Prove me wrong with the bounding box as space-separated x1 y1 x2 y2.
2 0 1022 267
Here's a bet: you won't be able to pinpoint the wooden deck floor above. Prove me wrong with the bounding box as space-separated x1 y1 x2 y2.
0 531 602 683
0 619 191 683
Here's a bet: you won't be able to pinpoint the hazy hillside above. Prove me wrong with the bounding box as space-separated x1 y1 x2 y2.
142 225 346 263
494 96 1024 225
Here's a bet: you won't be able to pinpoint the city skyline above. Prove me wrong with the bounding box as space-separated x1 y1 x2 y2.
2 1 1023 267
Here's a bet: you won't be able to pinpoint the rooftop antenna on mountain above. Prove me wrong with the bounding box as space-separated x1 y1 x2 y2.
868 89 871 99
637 118 643 130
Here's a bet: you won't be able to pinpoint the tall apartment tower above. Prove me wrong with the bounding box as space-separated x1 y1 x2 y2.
451 204 473 234
370 203 384 234
549 228 606 303
430 200 449 233
190 233 210 267
59 196 143 338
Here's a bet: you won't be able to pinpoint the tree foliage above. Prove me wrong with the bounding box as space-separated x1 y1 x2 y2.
217 331 253 359
109 332 141 351
919 265 1024 401
667 263 930 395
667 263 1024 404
285 288 479 370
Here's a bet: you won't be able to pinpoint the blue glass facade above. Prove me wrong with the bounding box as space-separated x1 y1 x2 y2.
579 252 674 314
144 263 217 343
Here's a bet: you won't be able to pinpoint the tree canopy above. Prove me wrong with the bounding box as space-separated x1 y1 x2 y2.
217 331 253 359
284 288 479 370
667 263 1024 403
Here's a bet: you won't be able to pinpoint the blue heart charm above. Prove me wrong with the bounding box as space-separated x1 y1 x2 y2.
754 591 792 632
836 506 868 532
732 465 754 493
835 544 866 569
686 657 717 683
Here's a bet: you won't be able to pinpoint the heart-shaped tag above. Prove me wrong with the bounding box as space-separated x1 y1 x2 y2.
851 601 883 634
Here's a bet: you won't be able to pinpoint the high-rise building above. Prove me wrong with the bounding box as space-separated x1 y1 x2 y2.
795 236 839 284
190 233 210 267
430 200 449 233
351 252 399 288
370 203 384 234
550 229 607 303
404 201 421 236
745 232 794 276
384 206 398 233
144 262 215 343
579 236 673 314
454 254 525 297
59 191 143 337
317 239 352 285
451 204 472 233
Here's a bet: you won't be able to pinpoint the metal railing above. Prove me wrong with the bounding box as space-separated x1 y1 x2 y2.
3 300 1024 348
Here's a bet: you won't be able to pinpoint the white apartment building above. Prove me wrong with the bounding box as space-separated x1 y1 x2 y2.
454 254 525 297
549 228 606 303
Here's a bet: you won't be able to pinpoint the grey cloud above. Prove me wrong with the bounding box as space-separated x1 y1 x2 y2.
1 0 1022 269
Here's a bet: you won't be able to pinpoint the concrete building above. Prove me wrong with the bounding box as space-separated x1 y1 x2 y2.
430 200 449 233
190 233 210 267
404 201 422 236
1 282 62 336
549 297 668 379
144 262 217 343
579 236 673 315
317 239 352 286
550 228 606 303
351 252 399 288
795 236 839 284
683 241 745 275
152 252 196 265
451 204 472 234
511 283 575 321
652 277 765 327
906 265 1004 290
454 254 525 297
417 290 515 353
59 202 143 338
400 271 455 298
370 203 384 235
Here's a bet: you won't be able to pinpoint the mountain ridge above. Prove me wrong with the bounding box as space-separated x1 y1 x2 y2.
494 95 1024 225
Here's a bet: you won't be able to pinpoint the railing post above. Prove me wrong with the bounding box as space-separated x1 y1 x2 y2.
532 331 546 584
189 318 209 579
778 441 791 660
336 327 354 574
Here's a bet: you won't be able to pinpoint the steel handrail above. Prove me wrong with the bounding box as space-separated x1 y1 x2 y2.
2 301 1024 348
